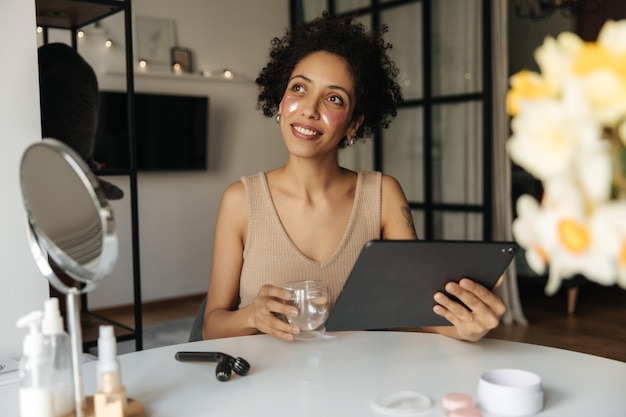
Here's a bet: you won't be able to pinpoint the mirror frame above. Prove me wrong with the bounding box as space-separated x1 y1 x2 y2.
20 138 117 294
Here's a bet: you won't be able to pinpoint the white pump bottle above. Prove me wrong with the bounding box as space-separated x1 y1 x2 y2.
16 310 54 417
42 297 75 416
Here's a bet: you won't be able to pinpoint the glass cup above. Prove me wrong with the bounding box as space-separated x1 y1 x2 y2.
283 280 330 340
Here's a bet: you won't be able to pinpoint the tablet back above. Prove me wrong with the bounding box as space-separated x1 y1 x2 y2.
325 240 518 331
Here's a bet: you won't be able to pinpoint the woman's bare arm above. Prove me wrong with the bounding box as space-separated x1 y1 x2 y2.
202 181 300 341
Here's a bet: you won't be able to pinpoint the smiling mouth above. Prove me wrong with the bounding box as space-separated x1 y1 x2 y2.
293 124 321 138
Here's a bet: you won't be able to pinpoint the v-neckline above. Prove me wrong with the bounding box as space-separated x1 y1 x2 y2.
259 171 363 268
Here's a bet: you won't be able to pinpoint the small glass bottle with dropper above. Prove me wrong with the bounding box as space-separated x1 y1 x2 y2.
94 325 127 417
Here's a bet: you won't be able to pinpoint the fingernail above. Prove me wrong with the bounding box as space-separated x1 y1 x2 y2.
290 308 298 317
460 279 471 288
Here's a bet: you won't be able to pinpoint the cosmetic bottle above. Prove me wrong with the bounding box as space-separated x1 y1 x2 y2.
94 325 127 417
42 297 74 417
16 311 54 417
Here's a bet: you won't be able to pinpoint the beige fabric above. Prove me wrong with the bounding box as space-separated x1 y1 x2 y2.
492 0 527 325
239 171 382 308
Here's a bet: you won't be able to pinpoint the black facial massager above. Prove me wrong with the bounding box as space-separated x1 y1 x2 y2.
175 351 251 381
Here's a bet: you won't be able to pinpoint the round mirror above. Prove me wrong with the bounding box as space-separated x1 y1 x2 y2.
19 138 117 293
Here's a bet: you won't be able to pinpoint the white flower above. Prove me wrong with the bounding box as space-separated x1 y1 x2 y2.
507 79 605 185
534 32 582 94
508 19 626 295
591 202 626 288
597 20 626 54
512 195 547 275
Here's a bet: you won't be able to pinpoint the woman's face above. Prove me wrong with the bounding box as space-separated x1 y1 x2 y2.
278 51 363 157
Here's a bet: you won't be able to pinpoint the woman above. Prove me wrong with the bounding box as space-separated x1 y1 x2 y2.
202 13 505 342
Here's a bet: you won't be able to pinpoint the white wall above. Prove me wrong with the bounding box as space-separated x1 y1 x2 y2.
40 0 289 309
0 1 50 358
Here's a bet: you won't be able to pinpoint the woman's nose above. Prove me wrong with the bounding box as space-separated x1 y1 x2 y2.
300 96 320 119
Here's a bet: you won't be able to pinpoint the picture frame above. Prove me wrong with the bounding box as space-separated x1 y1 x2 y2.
171 47 193 73
135 16 177 66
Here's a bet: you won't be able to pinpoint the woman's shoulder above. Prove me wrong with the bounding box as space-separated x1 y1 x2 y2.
356 170 401 189
220 179 245 208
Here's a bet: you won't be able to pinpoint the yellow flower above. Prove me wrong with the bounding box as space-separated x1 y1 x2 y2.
573 44 626 124
569 21 626 125
506 70 552 116
558 219 590 254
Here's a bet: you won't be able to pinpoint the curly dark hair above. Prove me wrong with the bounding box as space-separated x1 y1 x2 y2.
256 12 403 145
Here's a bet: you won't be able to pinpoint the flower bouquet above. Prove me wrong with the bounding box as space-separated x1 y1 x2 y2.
506 20 626 295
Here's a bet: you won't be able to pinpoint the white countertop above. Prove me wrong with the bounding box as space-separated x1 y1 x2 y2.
2 331 625 416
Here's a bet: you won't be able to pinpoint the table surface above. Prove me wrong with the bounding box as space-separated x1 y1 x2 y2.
2 331 625 416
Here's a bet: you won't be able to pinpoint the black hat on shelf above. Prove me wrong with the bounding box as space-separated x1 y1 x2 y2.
38 42 124 200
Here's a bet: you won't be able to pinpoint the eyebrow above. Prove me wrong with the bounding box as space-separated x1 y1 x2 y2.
288 74 353 98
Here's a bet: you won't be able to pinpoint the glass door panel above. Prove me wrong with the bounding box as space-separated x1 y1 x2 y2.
433 211 483 240
412 209 425 239
336 0 371 14
381 2 423 100
431 101 483 205
382 107 424 202
431 0 483 96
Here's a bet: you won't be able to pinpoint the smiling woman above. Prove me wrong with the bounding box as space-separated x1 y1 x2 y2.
277 51 362 157
198 13 509 344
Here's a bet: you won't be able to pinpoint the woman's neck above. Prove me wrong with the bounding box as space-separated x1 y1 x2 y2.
270 156 353 199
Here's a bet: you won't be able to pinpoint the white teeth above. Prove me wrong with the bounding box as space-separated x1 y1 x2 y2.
294 125 318 136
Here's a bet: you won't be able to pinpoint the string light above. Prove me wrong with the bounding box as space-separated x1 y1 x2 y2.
172 63 183 74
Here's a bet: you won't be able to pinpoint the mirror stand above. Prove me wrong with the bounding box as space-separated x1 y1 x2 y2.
20 139 144 417
67 288 86 417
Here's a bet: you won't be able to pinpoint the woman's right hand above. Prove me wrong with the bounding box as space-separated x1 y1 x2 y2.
251 284 301 341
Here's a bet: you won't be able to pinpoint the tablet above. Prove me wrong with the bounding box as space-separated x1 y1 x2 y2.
325 240 518 331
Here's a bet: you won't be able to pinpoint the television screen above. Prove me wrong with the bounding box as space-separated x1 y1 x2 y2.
94 91 208 171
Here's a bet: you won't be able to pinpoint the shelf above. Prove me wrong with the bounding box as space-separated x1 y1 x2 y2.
102 68 253 84
36 0 124 29
37 0 144 352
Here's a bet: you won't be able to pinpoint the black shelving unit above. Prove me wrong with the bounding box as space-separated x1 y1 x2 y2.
35 0 143 351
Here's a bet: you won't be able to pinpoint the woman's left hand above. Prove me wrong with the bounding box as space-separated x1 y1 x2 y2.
430 278 506 342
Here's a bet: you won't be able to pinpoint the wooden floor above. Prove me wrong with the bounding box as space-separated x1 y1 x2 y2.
488 279 626 362
92 282 626 362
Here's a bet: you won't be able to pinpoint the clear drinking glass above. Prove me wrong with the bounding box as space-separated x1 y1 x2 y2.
283 280 330 340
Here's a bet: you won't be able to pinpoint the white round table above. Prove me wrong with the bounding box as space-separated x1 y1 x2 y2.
2 331 625 416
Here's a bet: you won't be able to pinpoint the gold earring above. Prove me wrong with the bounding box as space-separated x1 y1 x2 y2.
347 136 356 147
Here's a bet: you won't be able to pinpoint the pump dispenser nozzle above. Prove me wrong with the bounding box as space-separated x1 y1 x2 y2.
97 325 119 377
17 311 45 359
42 298 64 335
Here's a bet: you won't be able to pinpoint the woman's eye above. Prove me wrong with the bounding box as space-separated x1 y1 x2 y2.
328 95 344 105
291 84 305 93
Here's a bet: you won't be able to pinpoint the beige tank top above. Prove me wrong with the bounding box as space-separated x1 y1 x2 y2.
238 171 382 308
